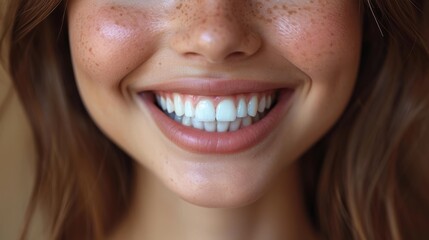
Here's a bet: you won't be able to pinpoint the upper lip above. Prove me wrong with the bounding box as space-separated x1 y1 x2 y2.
134 78 300 96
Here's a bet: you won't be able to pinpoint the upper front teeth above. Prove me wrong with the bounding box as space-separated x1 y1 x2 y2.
174 93 185 116
195 99 216 121
216 99 236 121
237 98 247 117
155 91 276 131
248 96 258 117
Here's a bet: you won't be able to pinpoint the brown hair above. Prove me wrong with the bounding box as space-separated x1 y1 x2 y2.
315 1 429 239
2 0 429 239
1 1 133 239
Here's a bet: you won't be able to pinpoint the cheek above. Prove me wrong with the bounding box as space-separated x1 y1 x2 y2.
68 5 158 86
270 2 362 76
265 2 362 145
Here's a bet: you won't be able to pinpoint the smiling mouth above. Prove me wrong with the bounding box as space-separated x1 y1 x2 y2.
154 90 278 133
136 79 295 153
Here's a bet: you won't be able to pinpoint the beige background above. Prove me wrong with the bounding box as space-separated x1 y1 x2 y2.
0 66 38 240
0 3 44 239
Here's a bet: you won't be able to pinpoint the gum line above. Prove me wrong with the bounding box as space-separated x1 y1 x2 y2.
155 90 277 107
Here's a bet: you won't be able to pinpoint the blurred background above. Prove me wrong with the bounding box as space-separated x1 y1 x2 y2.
0 4 45 239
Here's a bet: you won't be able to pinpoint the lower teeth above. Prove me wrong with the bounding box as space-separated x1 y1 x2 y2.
164 110 268 133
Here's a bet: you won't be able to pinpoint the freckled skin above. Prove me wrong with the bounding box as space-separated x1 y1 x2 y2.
68 0 361 208
70 2 161 86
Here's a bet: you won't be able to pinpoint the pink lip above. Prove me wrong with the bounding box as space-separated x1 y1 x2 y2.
139 86 294 154
135 78 299 96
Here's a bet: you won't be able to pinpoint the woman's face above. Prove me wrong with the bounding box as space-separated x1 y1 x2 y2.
68 0 361 207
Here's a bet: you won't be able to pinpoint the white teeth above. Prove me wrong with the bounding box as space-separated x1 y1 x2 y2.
242 116 252 127
266 95 272 109
155 91 278 132
195 99 216 122
174 115 183 124
217 121 229 132
216 99 237 121
192 118 204 130
258 96 266 113
182 116 192 126
236 97 248 118
204 122 216 132
166 98 174 113
184 99 195 117
229 118 241 131
160 96 167 111
174 94 185 116
247 96 258 117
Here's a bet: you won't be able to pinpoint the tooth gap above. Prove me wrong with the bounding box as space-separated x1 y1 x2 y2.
156 102 163 111
155 95 161 108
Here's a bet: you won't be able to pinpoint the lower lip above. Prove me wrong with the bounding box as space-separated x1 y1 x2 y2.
140 89 294 154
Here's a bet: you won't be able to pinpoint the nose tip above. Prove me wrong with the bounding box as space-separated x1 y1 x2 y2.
169 10 262 63
196 27 261 62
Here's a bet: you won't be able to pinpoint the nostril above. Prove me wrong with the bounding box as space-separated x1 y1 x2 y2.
226 51 249 60
184 51 247 62
183 52 205 60
182 51 248 62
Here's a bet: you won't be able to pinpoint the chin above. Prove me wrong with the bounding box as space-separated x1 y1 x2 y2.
153 153 282 209
172 180 268 209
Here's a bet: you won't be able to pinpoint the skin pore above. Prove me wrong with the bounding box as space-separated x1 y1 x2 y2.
67 0 362 239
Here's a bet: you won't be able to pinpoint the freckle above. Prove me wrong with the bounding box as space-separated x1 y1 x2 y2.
158 62 162 66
